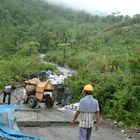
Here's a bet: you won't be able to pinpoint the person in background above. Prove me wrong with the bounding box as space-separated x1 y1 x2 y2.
3 85 15 105
62 86 72 106
71 84 100 140
56 84 65 105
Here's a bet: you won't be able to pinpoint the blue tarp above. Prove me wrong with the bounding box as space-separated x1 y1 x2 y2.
0 105 41 140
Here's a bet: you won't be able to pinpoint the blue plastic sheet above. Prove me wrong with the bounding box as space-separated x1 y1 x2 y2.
0 105 41 140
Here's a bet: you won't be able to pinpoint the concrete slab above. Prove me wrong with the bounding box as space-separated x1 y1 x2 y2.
15 103 75 122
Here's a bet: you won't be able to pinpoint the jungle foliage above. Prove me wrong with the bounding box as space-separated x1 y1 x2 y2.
0 0 140 127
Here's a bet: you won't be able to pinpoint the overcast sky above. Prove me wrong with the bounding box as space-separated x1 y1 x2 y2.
45 0 140 16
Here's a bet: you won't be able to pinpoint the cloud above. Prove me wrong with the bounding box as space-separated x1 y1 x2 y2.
45 0 140 16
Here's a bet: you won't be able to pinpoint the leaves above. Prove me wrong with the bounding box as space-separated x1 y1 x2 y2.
0 0 140 127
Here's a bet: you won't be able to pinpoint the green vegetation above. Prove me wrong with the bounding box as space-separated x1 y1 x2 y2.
0 0 140 127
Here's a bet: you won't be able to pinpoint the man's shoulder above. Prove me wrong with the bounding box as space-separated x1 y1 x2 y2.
80 96 88 101
92 98 98 102
80 96 98 103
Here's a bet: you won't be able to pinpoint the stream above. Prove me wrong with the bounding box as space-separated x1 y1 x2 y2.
40 53 75 78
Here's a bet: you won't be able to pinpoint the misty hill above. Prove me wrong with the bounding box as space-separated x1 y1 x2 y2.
0 0 139 57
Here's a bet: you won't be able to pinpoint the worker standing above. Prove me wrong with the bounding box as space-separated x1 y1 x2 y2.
62 86 72 106
71 84 100 140
3 85 15 105
56 84 65 105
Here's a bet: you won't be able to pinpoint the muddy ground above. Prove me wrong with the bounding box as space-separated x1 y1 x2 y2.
20 125 125 140
19 122 140 140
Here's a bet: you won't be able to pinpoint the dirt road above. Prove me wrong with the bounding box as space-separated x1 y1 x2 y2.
19 119 140 140
20 125 125 140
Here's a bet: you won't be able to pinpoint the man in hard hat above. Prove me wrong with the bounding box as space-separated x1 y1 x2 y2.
71 84 100 140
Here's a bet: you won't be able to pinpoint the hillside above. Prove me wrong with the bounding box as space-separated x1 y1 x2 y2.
0 0 140 126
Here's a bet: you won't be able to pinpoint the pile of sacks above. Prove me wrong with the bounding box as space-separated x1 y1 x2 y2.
47 74 65 85
57 103 79 112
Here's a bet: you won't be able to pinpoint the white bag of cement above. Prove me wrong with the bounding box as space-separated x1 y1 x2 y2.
57 75 65 84
48 74 55 79
57 103 79 112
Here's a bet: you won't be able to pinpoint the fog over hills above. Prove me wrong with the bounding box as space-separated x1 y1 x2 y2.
45 0 140 16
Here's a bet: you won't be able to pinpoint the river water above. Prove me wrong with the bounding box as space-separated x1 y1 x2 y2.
40 53 75 78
